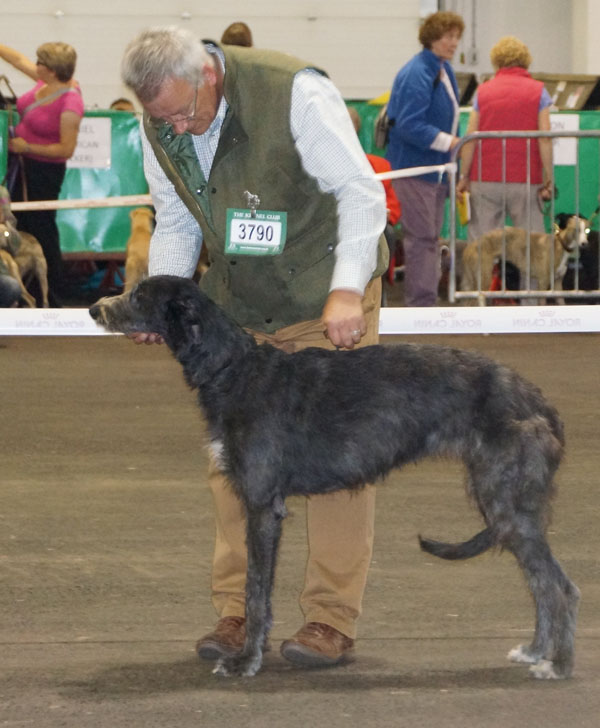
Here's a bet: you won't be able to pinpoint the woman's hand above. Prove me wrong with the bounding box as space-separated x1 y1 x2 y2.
456 176 470 202
8 137 29 155
539 181 554 201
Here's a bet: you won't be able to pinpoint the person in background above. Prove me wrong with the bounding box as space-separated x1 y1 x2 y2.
385 10 464 307
121 26 388 669
457 36 553 240
348 106 401 228
0 42 83 306
221 21 253 47
0 257 21 307
348 105 401 265
110 97 136 112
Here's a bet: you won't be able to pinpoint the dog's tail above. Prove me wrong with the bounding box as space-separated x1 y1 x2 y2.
418 528 494 560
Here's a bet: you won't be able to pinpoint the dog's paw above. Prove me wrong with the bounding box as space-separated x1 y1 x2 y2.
212 653 262 678
529 659 563 680
212 658 231 677
507 644 538 664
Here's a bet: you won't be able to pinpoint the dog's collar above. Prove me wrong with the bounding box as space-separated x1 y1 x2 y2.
554 222 577 253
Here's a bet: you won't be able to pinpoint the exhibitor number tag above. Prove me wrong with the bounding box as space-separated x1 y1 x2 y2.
225 209 287 256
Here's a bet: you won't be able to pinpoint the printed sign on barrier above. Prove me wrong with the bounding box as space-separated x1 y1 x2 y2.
67 117 112 169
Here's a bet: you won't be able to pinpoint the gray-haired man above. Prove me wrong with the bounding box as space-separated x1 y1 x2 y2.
121 26 387 668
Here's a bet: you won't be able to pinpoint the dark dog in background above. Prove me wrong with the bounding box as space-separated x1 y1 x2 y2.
558 211 600 303
90 276 579 680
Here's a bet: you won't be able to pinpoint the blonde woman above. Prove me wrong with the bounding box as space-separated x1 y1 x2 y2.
0 42 84 304
457 36 553 240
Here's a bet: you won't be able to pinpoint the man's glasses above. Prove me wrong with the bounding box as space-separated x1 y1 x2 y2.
161 83 199 126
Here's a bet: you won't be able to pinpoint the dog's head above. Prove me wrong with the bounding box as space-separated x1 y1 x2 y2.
0 221 21 255
89 275 207 338
556 214 589 251
0 223 11 249
89 276 254 384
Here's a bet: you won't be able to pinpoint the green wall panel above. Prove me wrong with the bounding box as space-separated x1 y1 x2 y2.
57 111 148 253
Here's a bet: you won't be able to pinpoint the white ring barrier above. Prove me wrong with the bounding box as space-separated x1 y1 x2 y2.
1 176 597 337
0 305 598 336
0 308 117 336
379 305 600 335
375 163 455 182
9 193 153 212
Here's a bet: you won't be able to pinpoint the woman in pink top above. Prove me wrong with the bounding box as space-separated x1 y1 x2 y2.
0 41 83 305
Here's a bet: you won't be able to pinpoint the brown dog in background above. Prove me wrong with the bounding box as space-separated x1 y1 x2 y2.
124 207 154 292
0 225 49 307
461 215 588 300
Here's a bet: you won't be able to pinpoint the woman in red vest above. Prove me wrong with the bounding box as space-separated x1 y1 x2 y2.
457 36 553 241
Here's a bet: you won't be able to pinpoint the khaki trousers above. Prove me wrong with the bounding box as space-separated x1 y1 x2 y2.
208 278 381 639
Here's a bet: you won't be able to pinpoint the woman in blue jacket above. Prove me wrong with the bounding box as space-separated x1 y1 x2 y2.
386 11 464 306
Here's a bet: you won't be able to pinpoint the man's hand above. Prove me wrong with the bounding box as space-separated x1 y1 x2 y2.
321 289 366 349
127 332 164 345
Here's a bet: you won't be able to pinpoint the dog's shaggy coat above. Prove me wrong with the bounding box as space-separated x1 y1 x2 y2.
90 276 579 680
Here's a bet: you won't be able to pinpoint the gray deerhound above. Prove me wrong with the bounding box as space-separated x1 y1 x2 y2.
89 275 579 680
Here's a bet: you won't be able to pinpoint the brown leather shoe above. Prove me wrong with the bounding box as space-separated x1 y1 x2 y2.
196 616 246 661
280 622 355 667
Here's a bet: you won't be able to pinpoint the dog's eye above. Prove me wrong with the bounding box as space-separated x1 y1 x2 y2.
585 227 590 235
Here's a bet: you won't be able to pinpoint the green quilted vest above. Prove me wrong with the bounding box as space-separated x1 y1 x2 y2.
145 44 388 333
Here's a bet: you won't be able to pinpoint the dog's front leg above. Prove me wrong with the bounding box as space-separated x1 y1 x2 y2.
213 499 285 677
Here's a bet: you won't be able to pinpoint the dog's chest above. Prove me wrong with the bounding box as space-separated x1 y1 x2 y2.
208 439 226 468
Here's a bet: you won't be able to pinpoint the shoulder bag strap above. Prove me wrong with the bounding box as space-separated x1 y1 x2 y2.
21 86 72 117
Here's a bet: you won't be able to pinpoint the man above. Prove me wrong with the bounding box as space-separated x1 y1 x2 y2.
121 27 387 668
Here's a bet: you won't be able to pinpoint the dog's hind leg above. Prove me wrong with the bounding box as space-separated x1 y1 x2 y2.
462 417 577 678
507 533 579 679
213 495 287 677
500 420 579 678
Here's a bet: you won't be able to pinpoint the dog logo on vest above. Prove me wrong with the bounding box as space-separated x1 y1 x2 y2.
243 190 261 219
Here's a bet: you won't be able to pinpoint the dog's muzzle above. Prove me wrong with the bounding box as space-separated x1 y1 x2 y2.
89 302 109 327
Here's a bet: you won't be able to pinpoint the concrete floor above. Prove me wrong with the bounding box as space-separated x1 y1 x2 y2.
1 327 599 727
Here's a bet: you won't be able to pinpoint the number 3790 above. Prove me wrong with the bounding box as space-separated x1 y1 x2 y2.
231 220 280 246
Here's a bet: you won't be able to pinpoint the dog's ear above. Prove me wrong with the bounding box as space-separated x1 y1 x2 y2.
555 213 571 230
164 292 203 341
